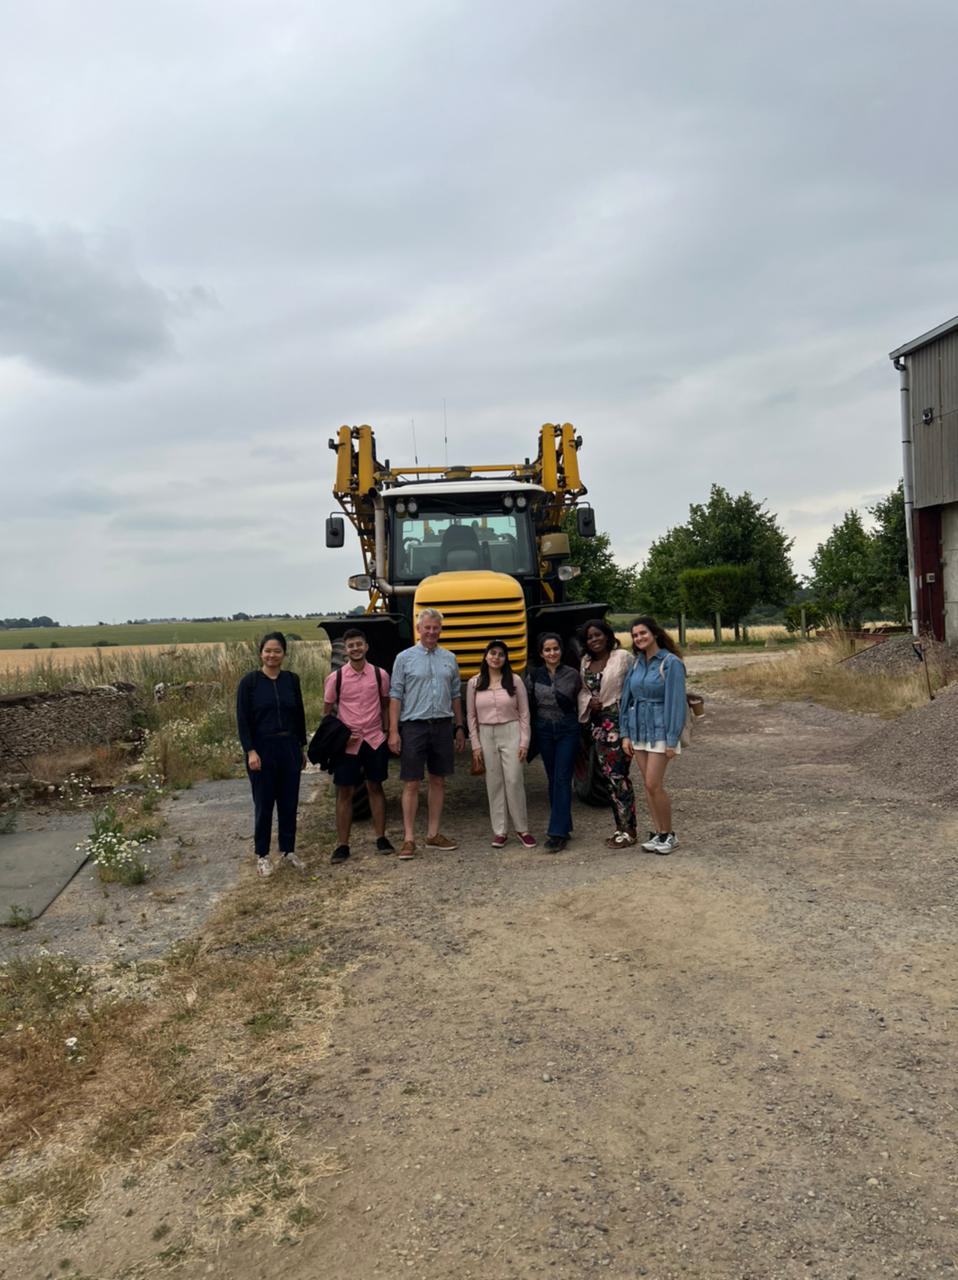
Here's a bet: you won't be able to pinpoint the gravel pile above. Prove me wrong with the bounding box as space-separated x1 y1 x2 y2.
858 681 958 800
844 632 957 679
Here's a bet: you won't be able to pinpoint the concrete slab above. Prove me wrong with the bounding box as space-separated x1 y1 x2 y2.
0 825 90 922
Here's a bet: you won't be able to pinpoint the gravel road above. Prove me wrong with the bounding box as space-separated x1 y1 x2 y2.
206 689 958 1280
5 682 956 1280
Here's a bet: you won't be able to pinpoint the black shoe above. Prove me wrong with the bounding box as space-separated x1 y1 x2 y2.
544 836 567 853
375 836 395 854
330 845 351 863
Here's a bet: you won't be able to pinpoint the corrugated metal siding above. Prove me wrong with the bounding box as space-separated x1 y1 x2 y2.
911 346 942 506
911 332 958 508
942 334 958 504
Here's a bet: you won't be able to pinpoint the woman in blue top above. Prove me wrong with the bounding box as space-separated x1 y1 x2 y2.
236 632 308 878
619 616 686 856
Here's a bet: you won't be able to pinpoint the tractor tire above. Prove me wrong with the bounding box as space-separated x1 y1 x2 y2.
328 642 371 822
573 736 611 808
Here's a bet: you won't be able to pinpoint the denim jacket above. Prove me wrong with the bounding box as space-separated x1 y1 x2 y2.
619 650 687 748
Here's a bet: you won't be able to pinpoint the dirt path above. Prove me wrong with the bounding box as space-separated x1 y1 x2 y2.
5 687 957 1279
207 692 957 1280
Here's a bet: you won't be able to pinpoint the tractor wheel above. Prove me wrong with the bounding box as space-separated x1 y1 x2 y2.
328 642 371 822
573 736 611 808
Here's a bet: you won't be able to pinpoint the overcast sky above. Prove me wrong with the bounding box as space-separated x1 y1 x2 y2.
3 0 957 623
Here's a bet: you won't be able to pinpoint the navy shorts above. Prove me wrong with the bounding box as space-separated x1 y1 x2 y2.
333 739 390 787
399 718 455 781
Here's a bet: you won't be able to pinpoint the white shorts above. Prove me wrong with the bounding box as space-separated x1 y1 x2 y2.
635 739 681 755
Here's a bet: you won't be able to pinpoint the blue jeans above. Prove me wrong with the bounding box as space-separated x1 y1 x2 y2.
536 714 579 838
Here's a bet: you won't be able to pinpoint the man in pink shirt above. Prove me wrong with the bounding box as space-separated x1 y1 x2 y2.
322 629 394 863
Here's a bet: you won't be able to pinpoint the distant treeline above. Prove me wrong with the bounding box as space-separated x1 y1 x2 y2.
1 612 325 631
2 617 60 629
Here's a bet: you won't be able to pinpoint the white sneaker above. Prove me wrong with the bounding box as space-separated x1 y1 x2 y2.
641 833 661 852
653 833 678 855
281 852 304 870
256 857 273 878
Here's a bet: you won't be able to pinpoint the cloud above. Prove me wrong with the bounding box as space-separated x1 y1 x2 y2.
0 220 212 381
3 1 958 620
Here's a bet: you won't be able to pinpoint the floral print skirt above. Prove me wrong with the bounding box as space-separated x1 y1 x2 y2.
590 704 636 834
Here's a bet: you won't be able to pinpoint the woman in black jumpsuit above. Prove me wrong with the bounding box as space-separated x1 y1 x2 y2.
236 632 307 878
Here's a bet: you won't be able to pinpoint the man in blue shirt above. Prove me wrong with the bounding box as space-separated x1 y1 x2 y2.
388 608 466 859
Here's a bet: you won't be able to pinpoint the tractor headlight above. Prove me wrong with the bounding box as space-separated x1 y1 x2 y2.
515 494 528 510
557 565 581 581
502 494 515 511
348 574 372 591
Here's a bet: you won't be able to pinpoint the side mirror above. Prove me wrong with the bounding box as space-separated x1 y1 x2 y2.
576 506 596 538
326 515 345 548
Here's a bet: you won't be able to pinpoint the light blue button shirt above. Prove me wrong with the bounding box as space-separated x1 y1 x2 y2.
389 643 462 721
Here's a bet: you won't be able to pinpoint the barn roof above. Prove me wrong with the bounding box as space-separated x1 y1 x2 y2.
889 314 958 361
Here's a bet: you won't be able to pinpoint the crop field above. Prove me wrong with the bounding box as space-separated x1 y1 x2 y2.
0 617 330 651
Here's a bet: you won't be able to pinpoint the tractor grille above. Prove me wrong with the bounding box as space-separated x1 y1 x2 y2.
415 590 528 679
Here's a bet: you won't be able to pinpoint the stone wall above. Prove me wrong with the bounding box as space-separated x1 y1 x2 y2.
0 684 140 774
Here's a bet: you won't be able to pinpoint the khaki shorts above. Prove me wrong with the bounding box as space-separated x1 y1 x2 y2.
635 739 682 755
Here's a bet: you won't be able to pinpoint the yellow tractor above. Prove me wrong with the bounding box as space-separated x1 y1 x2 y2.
321 422 608 675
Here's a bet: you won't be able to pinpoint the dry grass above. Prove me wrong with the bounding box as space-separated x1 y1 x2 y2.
707 633 950 716
0 790 360 1259
614 624 795 651
0 642 217 674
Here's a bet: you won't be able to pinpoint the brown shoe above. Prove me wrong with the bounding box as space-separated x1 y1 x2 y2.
398 840 417 860
425 833 458 851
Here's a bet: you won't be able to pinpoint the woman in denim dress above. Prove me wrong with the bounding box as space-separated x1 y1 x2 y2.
619 616 686 856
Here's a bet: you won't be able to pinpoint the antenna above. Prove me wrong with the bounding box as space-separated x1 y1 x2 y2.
411 417 419 467
443 398 448 468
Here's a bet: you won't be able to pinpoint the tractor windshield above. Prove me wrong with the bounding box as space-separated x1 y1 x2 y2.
390 506 537 581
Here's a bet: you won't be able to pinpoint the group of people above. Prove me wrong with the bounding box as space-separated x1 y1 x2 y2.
236 608 688 876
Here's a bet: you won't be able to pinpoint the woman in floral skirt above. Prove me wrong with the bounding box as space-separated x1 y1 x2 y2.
578 618 636 848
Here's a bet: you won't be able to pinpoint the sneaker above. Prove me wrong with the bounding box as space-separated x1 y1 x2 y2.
375 835 396 854
491 833 508 849
425 833 458 851
516 832 537 849
606 831 637 849
398 840 417 860
256 857 272 878
330 845 351 863
653 833 678 856
641 833 661 852
281 852 304 869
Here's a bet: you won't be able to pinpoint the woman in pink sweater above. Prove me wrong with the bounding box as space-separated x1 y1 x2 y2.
466 639 537 849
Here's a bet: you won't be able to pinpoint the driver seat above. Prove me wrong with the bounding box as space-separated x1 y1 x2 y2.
440 524 481 571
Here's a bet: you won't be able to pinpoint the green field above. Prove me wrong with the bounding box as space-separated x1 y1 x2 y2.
0 618 331 650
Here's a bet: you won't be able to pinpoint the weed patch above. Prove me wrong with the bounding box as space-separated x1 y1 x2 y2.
707 634 951 716
3 904 32 930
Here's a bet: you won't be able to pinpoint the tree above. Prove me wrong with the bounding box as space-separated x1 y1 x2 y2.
808 510 874 628
678 565 760 634
686 486 796 605
635 486 796 624
868 481 909 622
635 526 699 615
561 512 639 611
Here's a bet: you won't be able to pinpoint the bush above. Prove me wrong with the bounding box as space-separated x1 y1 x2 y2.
21 642 38 650
77 805 151 886
784 603 825 633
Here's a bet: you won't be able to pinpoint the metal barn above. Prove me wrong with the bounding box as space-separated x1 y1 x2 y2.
889 315 958 641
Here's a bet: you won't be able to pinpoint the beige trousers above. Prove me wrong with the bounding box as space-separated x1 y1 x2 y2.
478 720 528 834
